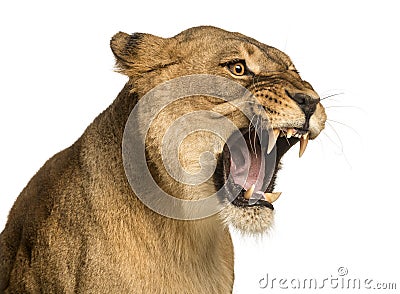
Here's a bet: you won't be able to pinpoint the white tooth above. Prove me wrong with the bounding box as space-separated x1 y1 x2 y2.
264 192 282 203
286 128 294 138
267 129 280 154
299 133 309 157
244 184 255 200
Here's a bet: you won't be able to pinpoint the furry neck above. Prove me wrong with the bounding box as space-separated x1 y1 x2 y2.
84 81 229 263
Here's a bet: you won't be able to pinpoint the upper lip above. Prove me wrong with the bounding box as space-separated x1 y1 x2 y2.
268 127 310 157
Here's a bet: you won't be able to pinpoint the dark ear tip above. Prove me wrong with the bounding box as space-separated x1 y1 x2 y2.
110 32 143 58
126 33 143 51
110 31 161 74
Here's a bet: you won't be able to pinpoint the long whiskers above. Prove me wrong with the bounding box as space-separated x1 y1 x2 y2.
326 119 360 136
325 105 361 109
324 121 344 152
254 115 261 158
323 121 353 168
320 92 344 101
248 115 256 155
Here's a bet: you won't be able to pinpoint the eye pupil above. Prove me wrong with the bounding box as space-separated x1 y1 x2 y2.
235 64 242 73
233 63 245 75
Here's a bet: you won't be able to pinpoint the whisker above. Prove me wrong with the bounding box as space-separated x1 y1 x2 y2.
248 115 255 155
321 130 341 150
249 115 262 156
282 128 290 145
259 120 265 152
253 116 260 158
325 121 346 154
325 105 362 110
321 128 353 168
326 119 360 136
320 92 344 101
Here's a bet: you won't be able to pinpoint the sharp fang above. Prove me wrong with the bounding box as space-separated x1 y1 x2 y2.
286 128 294 138
264 192 282 203
267 129 279 154
299 133 309 157
244 184 255 200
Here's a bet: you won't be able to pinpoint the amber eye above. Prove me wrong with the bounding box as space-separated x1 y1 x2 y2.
229 62 246 76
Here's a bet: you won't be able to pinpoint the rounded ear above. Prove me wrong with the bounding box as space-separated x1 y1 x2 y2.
110 31 172 75
110 32 143 70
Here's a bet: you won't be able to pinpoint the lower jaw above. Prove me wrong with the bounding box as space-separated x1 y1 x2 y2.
218 197 275 234
232 195 274 209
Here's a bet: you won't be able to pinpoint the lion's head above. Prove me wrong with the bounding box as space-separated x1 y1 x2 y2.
111 26 326 234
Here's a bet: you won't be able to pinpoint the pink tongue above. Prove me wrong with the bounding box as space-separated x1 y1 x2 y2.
230 139 265 192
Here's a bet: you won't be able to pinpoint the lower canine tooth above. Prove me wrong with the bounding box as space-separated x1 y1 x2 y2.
264 192 282 203
299 133 309 157
244 184 255 200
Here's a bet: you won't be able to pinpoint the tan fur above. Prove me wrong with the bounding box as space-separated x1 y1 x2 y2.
0 26 326 293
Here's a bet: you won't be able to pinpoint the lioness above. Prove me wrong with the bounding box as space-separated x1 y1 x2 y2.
0 26 326 293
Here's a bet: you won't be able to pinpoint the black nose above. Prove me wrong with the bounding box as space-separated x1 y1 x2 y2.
287 91 319 117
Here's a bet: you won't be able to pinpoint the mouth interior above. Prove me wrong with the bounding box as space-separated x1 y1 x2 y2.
221 128 301 209
229 130 265 192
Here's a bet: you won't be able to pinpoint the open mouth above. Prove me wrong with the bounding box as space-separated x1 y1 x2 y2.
218 126 310 210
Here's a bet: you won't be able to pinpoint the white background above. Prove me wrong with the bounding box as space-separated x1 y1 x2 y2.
0 1 399 293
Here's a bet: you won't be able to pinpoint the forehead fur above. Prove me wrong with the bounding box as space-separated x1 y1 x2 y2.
110 26 293 77
174 26 293 68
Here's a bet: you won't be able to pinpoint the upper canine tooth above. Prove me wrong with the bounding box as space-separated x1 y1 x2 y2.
286 128 294 138
299 133 309 157
264 192 282 203
244 184 255 200
267 129 280 154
